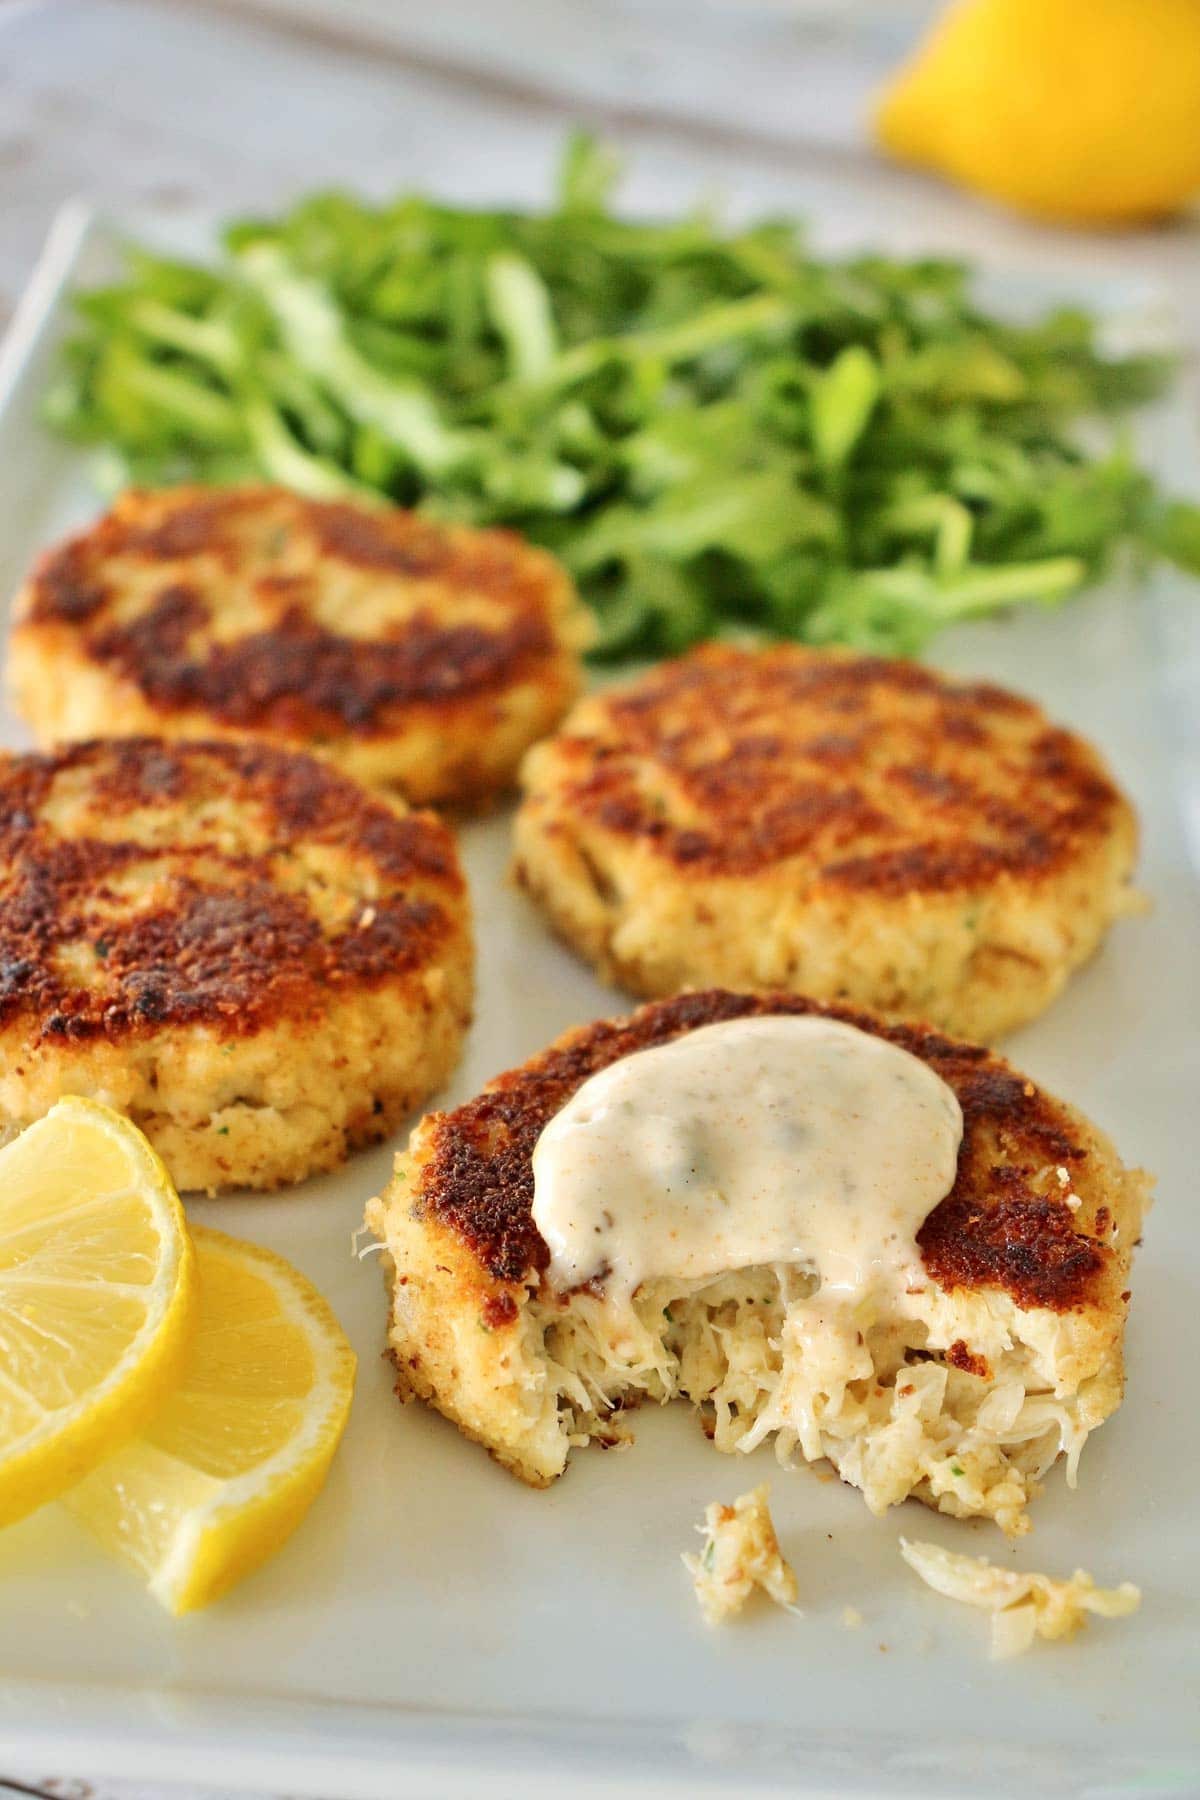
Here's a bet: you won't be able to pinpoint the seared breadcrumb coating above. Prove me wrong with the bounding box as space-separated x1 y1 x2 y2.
9 485 590 807
0 736 473 1190
514 644 1141 1038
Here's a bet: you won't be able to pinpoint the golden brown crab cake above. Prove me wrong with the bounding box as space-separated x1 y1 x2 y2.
8 486 591 807
0 737 472 1192
513 644 1142 1040
365 991 1149 1535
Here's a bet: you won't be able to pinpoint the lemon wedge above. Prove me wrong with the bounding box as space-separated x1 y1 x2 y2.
875 0 1200 226
64 1225 356 1614
0 1097 195 1530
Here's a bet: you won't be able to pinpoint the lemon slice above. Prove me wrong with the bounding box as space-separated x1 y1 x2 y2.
64 1225 356 1614
0 1097 195 1530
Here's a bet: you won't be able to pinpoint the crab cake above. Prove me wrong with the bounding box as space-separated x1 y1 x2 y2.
8 486 591 807
513 645 1141 1040
0 737 472 1192
365 991 1149 1535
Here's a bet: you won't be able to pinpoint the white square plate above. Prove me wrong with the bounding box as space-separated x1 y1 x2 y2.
0 200 1198 1800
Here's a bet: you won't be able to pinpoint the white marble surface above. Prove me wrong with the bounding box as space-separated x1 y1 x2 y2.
201 0 930 155
1 1781 277 1800
0 5 1197 1797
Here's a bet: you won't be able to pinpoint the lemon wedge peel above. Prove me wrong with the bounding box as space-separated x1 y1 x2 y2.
0 1097 196 1531
875 0 1200 227
64 1225 356 1616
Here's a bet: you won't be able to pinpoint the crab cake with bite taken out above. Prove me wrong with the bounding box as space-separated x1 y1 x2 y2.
8 485 591 808
0 737 472 1192
365 990 1149 1536
513 644 1141 1040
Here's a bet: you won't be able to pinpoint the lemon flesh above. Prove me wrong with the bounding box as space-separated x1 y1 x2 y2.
64 1225 356 1614
876 0 1200 225
0 1098 195 1529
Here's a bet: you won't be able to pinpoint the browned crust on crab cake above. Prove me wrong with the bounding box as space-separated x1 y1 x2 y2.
8 486 592 807
395 990 1129 1310
512 644 1142 1038
365 991 1149 1499
0 736 472 1191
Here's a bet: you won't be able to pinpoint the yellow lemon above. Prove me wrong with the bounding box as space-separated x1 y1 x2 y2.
63 1225 356 1615
0 1097 195 1529
876 0 1200 225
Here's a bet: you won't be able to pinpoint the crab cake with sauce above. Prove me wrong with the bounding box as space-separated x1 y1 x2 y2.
0 737 472 1192
513 644 1141 1040
8 486 591 807
365 991 1149 1535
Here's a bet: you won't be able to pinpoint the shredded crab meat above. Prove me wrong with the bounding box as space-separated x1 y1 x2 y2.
899 1537 1140 1658
530 1264 1089 1535
683 1483 799 1625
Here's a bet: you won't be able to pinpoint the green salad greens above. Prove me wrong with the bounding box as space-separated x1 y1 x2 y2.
46 134 1200 658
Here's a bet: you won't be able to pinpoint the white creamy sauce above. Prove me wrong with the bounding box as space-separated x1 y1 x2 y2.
531 1015 963 1303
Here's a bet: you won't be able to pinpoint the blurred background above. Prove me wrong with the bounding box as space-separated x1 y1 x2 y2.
2 4 1199 1798
2 0 1199 337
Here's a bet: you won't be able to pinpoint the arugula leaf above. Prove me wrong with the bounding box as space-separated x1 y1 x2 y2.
44 135 1200 660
